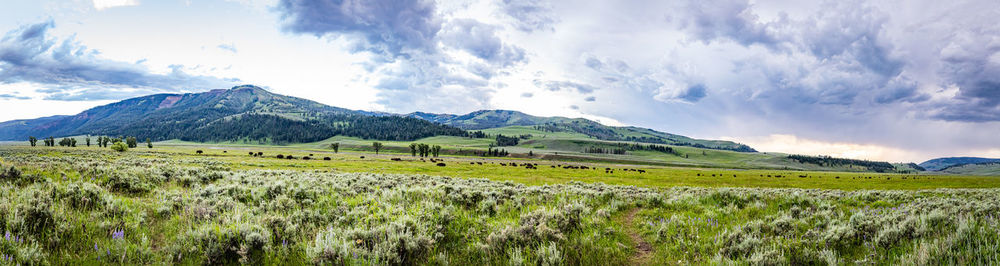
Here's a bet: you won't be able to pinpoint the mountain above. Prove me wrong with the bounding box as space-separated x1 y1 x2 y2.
0 85 466 143
919 157 1000 171
408 110 756 152
0 85 754 151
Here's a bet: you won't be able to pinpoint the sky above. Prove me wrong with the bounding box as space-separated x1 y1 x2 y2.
1 0 999 163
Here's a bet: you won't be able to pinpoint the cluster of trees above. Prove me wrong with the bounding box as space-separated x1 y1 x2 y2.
584 146 627 155
787 155 896 173
57 137 77 147
408 143 442 157
495 134 520 146
30 135 152 151
583 143 678 155
483 145 510 157
468 131 488 138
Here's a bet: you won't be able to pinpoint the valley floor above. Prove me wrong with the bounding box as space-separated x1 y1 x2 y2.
0 146 998 264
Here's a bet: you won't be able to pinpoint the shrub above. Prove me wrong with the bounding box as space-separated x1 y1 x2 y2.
62 182 110 210
173 221 271 264
110 142 128 152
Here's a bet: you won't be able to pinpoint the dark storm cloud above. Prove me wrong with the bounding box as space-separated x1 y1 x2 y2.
0 21 238 101
277 0 441 56
931 28 1000 122
678 84 707 102
500 0 557 32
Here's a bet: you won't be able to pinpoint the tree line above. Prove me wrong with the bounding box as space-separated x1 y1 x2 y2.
583 143 678 155
787 155 896 173
30 135 151 150
408 143 442 157
130 114 472 144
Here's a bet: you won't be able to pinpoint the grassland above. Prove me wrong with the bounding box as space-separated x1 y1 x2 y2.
0 146 998 265
151 125 932 173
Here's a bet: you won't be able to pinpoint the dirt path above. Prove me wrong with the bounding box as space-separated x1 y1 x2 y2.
625 208 653 264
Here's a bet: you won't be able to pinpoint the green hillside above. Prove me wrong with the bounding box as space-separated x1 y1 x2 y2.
409 111 756 152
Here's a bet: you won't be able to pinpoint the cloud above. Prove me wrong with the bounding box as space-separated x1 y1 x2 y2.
584 96 595 102
0 21 238 101
276 0 529 113
277 0 441 56
93 0 138 11
217 43 237 53
499 0 557 32
438 19 525 67
520 92 533 98
535 80 597 94
0 93 30 100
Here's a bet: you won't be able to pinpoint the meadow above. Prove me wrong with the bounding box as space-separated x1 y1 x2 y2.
0 146 998 264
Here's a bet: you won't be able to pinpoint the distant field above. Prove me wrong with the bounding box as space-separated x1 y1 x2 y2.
1 146 998 264
8 144 997 190
153 125 934 173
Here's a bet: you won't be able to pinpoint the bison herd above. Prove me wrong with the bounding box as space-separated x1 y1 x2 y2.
234 151 651 174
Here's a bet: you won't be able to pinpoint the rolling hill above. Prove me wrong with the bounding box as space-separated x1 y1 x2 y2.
919 157 1000 171
408 110 756 152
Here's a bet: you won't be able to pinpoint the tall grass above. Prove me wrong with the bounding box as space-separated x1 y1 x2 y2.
0 148 997 264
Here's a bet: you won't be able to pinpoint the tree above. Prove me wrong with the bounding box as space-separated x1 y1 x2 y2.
418 144 430 157
86 136 91 147
146 138 153 148
126 137 137 148
70 138 77 147
431 145 441 157
372 142 384 154
529 150 533 156
330 143 340 153
28 136 36 147
409 143 418 156
110 141 128 152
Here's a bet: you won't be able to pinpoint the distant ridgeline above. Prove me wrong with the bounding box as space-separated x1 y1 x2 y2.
533 123 757 152
939 161 1000 172
787 155 897 173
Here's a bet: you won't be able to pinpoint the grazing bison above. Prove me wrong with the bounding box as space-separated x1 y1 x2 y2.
391 158 402 161
302 156 311 160
286 155 295 160
277 154 284 159
360 156 365 159
324 157 331 161
436 163 446 167
249 152 255 156
196 150 203 154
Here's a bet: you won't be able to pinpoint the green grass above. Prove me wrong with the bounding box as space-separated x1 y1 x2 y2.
1 147 999 265
154 125 924 172
13 144 998 190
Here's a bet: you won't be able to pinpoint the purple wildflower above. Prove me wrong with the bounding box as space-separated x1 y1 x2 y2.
3 231 8 241
112 229 124 240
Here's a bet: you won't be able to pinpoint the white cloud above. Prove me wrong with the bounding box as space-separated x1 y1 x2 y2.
92 0 139 10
